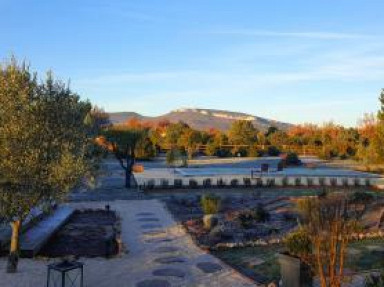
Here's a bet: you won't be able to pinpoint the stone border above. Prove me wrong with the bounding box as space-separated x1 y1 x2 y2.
137 175 382 191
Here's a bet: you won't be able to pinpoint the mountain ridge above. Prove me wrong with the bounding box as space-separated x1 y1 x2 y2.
108 108 292 131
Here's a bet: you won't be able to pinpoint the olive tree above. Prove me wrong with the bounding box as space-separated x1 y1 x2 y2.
0 60 94 272
102 127 147 188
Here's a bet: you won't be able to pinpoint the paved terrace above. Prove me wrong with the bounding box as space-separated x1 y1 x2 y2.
0 200 256 287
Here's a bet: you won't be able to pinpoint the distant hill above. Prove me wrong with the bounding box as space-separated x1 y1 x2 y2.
108 108 292 131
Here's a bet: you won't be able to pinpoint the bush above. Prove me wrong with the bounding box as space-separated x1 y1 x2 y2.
350 191 374 204
146 179 155 190
330 178 337 186
238 211 254 229
295 177 302 186
281 177 288 186
189 179 198 188
267 146 280 156
284 152 301 166
203 178 212 188
318 177 325 186
267 178 275 187
307 178 314 186
217 178 225 188
365 271 384 287
174 179 183 188
248 145 263 157
252 204 270 222
201 194 220 215
284 229 312 260
230 178 239 187
243 178 251 187
160 179 169 188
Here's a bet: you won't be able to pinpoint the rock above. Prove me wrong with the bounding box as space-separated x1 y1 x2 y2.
196 262 223 273
138 218 160 222
154 246 179 253
154 256 186 264
153 268 186 278
141 224 163 229
136 279 171 287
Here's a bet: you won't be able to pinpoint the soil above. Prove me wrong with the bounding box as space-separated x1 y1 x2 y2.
39 209 119 258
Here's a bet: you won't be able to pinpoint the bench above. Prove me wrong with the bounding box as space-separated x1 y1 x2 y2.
0 207 45 253
20 206 74 258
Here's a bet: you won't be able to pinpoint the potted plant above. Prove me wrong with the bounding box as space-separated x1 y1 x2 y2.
200 194 220 230
279 229 313 287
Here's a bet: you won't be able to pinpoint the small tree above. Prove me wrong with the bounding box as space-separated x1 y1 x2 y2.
102 128 147 188
0 60 93 272
297 193 364 287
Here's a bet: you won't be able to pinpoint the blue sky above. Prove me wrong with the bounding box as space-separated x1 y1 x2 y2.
1 0 384 126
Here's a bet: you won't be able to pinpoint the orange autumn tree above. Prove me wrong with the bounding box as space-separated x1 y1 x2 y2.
297 193 364 287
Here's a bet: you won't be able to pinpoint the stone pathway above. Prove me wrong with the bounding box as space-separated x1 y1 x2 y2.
0 200 257 287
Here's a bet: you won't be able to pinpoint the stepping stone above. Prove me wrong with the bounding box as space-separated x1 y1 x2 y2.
196 262 223 273
154 246 179 253
142 230 167 236
136 212 155 216
153 268 185 278
144 238 174 244
141 224 163 229
155 256 186 264
136 279 171 287
138 218 160 222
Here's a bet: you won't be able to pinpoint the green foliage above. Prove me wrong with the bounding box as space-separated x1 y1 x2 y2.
284 228 312 260
284 152 301 166
252 204 270 222
228 120 258 146
267 146 280 156
350 191 374 204
200 194 220 215
365 271 384 287
0 59 92 223
166 148 187 167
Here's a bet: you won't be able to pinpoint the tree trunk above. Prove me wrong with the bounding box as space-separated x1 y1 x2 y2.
125 168 131 188
7 220 21 273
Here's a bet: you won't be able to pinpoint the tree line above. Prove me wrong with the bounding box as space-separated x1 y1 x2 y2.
102 92 384 165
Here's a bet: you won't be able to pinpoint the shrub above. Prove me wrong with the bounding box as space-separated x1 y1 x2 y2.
365 178 371 186
267 146 280 156
230 178 239 187
284 229 312 260
318 177 325 186
252 204 270 222
295 177 302 186
365 271 384 287
248 145 263 157
330 178 337 186
238 211 254 229
203 178 212 188
307 178 314 186
281 177 288 186
284 152 301 166
161 179 169 188
201 194 220 215
217 178 225 188
256 178 263 187
189 179 198 188
350 191 374 204
146 179 155 190
354 178 361 186
342 178 349 187
243 178 251 187
174 179 183 188
267 178 275 187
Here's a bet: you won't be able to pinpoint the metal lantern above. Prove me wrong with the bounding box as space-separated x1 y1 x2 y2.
47 260 84 287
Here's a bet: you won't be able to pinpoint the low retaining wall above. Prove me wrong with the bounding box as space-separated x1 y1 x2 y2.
137 175 382 191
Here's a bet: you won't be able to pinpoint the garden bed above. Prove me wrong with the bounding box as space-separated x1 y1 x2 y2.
39 209 121 258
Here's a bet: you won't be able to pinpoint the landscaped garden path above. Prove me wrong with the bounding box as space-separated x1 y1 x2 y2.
0 199 257 287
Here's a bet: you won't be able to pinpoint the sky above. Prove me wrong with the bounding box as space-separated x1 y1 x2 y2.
1 0 384 126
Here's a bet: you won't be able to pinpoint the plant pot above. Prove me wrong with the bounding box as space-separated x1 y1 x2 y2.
203 214 218 230
278 253 312 287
